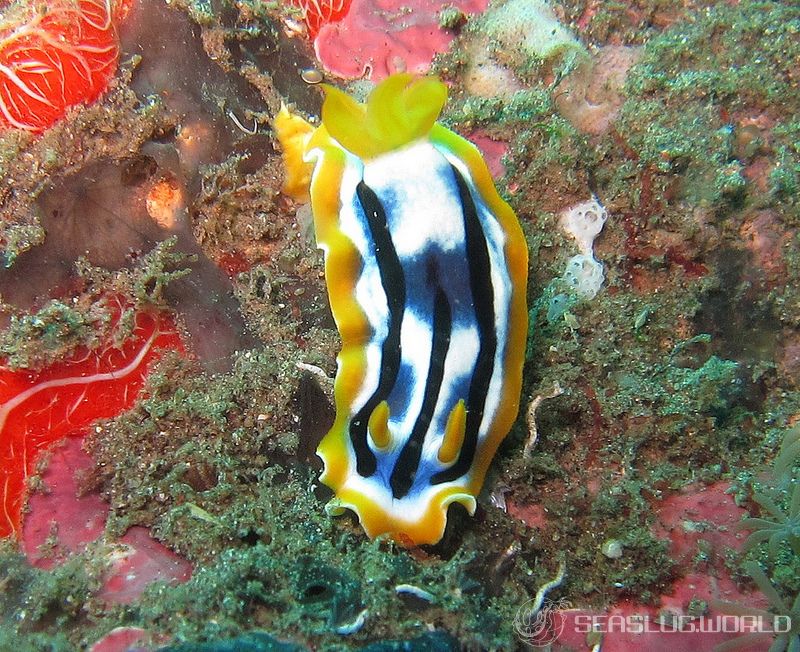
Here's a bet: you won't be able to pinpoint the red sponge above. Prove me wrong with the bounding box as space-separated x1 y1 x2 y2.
0 0 126 132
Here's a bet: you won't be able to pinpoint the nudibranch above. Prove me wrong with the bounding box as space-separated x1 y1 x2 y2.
275 74 528 545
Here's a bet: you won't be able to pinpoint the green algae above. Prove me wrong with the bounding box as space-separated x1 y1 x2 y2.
437 6 467 31
769 121 800 213
69 313 547 648
0 222 44 269
452 88 551 128
0 238 195 371
0 299 104 371
619 2 800 217
84 369 553 647
0 540 111 650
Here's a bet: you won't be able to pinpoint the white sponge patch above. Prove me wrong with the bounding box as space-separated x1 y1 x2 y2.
563 254 606 299
557 197 608 300
559 198 608 255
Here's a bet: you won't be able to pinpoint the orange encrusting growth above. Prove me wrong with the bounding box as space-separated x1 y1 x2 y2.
0 300 182 538
0 0 125 132
289 0 351 37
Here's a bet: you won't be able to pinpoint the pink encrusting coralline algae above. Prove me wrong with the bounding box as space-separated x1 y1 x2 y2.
313 0 489 79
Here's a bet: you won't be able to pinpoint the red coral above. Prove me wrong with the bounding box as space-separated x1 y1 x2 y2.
0 0 124 132
0 299 182 538
290 0 351 37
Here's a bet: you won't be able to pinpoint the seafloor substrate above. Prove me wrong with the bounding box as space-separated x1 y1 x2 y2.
0 0 799 650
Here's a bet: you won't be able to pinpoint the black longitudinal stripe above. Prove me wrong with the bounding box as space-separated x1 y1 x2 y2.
390 285 452 499
349 181 406 477
431 165 497 485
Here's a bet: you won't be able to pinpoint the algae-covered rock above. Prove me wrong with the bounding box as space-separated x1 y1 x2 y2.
160 631 307 652
481 0 583 62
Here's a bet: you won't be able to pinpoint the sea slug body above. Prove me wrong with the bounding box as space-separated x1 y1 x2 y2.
275 74 528 545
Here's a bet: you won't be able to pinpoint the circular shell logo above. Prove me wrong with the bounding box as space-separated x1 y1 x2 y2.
514 597 572 646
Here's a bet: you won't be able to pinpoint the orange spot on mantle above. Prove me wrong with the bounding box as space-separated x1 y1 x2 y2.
0 299 183 538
